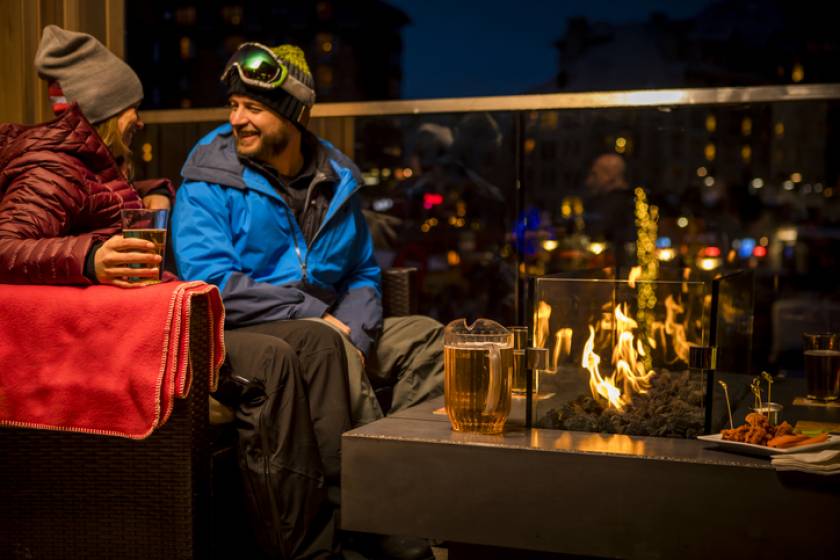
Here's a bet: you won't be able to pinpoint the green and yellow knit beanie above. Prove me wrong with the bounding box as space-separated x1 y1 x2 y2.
224 43 316 125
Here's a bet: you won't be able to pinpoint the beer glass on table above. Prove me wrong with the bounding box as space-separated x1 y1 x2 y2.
507 326 530 394
444 319 513 434
120 208 169 285
803 332 840 401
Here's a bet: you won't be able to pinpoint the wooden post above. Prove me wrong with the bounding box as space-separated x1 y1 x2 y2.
0 0 125 124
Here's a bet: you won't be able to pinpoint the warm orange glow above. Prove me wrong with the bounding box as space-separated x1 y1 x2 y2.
651 295 690 365
534 301 552 350
627 266 642 288
741 117 752 136
580 304 657 411
704 143 716 161
553 328 573 367
741 145 751 162
611 305 655 396
582 325 624 410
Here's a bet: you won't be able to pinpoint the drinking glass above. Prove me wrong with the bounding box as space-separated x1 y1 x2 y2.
507 326 529 394
803 332 840 401
120 208 169 285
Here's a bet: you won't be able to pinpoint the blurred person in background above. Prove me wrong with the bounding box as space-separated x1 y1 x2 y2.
583 153 636 274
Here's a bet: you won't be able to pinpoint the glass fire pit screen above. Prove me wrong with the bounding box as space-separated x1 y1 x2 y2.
531 276 710 438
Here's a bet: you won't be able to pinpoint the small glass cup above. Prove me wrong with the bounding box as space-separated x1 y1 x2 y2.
752 402 783 425
507 326 529 394
120 208 169 285
802 332 840 401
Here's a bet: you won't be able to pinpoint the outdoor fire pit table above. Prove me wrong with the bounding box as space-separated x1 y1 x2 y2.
341 396 840 560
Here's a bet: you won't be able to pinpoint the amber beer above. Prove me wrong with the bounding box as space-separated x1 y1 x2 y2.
444 342 514 434
804 349 840 401
123 228 166 285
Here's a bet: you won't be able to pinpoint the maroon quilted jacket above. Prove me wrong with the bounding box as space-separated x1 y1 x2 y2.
0 105 173 285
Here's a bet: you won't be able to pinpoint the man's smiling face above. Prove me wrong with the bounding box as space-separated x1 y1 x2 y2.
228 94 295 161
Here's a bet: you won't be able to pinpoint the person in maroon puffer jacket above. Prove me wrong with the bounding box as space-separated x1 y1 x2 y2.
0 25 173 287
1 27 356 560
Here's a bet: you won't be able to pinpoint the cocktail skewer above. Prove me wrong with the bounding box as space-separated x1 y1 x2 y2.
718 380 733 430
761 371 774 419
750 378 763 416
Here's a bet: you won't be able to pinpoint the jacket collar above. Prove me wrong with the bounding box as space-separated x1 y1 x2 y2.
181 124 361 208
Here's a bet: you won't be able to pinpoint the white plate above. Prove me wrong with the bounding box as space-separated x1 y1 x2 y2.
697 433 840 457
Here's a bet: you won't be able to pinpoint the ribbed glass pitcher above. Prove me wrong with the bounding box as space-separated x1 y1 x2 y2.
444 319 514 434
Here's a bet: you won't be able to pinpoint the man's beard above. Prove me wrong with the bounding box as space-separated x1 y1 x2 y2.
235 129 289 161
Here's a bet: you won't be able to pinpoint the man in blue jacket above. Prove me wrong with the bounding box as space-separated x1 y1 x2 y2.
172 43 442 559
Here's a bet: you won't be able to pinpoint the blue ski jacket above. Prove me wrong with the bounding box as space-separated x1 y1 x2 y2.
172 124 382 355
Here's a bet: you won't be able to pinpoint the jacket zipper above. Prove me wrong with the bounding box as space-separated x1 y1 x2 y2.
282 175 361 285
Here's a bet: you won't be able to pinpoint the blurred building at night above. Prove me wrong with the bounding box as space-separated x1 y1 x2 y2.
523 0 840 281
126 0 408 109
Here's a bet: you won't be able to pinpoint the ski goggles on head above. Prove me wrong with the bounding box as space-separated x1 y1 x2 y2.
221 42 315 106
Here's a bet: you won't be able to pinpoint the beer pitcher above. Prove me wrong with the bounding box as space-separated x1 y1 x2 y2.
444 319 514 434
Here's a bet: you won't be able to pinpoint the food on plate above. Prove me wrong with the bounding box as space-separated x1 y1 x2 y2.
719 412 827 448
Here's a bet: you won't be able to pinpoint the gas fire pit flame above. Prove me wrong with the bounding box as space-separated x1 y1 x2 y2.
582 325 625 410
581 304 655 411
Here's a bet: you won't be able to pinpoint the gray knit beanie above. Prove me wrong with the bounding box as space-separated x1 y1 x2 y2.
34 25 143 124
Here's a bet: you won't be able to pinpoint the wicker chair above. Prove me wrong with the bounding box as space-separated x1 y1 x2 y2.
0 269 417 560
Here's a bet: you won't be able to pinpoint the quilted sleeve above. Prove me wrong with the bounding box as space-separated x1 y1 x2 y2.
0 162 98 285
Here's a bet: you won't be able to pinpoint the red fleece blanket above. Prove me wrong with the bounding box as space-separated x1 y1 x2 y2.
0 281 224 439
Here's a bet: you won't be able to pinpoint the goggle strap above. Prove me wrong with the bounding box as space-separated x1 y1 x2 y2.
221 57 315 106
282 72 316 106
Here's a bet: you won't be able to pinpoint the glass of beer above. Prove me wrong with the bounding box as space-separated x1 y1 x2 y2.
803 332 840 401
120 208 168 285
444 319 513 434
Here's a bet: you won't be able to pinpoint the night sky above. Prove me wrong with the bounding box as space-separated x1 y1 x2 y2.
386 0 716 99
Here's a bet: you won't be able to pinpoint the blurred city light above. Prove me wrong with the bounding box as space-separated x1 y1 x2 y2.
423 193 443 209
615 136 627 154
741 145 751 162
777 227 798 244
587 242 606 255
372 198 394 212
657 248 676 262
698 257 721 271
751 178 764 189
741 117 752 136
677 217 689 228
738 238 756 259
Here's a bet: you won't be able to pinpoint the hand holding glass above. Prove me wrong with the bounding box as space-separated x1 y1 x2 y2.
120 208 168 285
